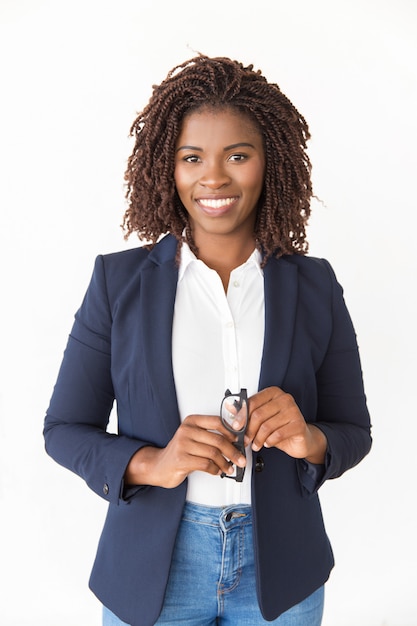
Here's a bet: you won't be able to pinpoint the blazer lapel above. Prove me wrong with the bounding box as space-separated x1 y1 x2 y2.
259 256 298 390
139 236 181 440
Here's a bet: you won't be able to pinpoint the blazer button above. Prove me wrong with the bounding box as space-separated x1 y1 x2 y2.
103 483 109 495
255 456 265 472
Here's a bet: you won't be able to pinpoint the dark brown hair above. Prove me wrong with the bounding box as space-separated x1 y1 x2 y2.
123 55 312 259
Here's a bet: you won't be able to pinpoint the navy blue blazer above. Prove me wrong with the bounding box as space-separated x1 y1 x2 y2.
44 234 371 625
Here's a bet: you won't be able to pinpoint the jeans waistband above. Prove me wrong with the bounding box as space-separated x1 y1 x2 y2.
182 501 252 529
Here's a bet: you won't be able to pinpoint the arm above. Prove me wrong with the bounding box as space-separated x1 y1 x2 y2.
43 256 148 504
312 259 372 483
244 259 371 492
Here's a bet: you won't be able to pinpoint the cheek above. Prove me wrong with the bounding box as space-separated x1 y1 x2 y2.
245 165 265 197
174 165 190 196
174 163 190 187
174 168 194 211
173 165 182 189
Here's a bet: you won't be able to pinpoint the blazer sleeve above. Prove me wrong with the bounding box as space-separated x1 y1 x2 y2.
299 258 372 492
43 256 149 505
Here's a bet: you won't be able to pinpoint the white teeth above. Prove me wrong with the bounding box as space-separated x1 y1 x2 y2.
198 197 236 209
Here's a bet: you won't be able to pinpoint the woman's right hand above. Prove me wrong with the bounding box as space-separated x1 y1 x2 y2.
124 414 246 489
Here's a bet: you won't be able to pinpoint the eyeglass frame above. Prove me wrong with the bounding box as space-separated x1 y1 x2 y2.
220 388 248 483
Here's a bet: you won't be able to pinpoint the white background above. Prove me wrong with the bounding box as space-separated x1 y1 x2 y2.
0 1 416 624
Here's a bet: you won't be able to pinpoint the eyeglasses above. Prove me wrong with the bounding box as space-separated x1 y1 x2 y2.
220 388 248 482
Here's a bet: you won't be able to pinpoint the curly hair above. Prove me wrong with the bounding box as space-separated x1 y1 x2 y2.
123 55 312 260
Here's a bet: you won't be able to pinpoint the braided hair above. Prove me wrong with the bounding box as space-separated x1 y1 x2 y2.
123 55 312 260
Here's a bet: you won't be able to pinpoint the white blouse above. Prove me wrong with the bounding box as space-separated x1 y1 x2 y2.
172 242 265 506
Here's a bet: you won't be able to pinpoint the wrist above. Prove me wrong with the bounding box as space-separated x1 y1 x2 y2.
304 425 327 464
124 446 160 486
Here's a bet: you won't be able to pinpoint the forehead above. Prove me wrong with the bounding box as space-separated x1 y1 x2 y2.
177 106 263 142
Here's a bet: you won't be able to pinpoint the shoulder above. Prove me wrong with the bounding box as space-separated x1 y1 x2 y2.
281 253 334 274
270 254 339 287
84 235 178 311
98 235 178 280
103 247 149 263
101 245 151 273
84 247 151 299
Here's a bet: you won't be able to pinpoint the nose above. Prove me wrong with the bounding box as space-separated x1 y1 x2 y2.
199 160 231 189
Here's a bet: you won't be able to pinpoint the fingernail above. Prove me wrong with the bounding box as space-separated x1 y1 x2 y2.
252 443 260 452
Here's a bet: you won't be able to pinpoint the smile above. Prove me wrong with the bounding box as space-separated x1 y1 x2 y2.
196 197 238 210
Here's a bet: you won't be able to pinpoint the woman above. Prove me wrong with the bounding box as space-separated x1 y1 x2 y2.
44 55 372 626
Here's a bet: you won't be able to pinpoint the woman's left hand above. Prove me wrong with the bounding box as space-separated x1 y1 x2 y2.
245 387 327 464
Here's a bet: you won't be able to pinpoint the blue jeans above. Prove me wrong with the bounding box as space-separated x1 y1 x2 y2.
103 501 324 626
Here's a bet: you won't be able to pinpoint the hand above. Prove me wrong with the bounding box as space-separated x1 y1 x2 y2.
124 414 246 489
245 387 327 463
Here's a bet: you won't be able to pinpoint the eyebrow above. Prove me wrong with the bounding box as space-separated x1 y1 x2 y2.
176 142 256 152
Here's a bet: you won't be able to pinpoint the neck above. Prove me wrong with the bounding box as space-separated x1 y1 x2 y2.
193 233 256 291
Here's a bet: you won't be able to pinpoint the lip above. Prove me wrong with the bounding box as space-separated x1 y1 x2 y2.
196 196 239 216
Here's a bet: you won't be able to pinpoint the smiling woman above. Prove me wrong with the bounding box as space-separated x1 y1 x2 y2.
174 108 265 288
43 55 371 626
122 56 313 264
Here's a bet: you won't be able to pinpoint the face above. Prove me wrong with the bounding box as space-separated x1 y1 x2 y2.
174 107 265 247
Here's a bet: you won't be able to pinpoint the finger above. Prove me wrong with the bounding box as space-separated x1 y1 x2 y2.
245 402 281 444
223 400 238 416
231 409 247 431
248 386 285 413
250 416 285 451
186 441 246 476
179 426 246 474
245 389 283 436
185 453 234 477
163 436 230 478
252 414 308 454
246 389 296 444
184 414 240 443
262 420 302 448
248 406 294 450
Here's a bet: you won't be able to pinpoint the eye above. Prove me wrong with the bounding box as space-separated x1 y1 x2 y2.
182 154 201 163
228 153 247 162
